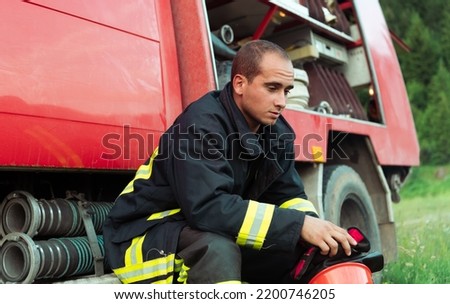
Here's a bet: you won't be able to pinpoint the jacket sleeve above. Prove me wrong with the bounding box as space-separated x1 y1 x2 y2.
164 113 304 252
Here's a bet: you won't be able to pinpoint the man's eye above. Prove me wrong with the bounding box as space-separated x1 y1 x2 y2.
284 89 291 96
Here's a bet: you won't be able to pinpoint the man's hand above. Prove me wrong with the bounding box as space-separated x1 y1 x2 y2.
300 215 357 257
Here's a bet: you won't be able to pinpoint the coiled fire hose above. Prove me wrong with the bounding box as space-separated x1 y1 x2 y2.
0 191 114 283
0 232 109 283
0 191 113 238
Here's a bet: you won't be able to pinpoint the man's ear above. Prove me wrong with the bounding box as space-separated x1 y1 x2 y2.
232 74 246 95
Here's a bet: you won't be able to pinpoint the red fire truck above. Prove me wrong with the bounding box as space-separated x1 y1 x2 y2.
0 0 419 283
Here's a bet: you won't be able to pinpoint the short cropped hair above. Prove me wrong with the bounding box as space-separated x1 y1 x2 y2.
231 40 290 83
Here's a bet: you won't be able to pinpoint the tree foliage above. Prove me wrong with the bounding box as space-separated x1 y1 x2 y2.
401 12 439 87
380 0 450 164
419 61 450 164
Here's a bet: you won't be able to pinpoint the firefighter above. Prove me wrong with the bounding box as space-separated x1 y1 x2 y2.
102 40 357 284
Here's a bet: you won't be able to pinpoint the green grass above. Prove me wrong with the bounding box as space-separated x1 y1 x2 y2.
381 165 450 284
399 164 450 199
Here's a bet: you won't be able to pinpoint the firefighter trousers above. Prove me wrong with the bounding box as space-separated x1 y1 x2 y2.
176 226 304 284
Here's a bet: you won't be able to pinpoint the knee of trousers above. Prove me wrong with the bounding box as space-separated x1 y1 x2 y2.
178 232 242 283
206 234 241 263
184 232 240 265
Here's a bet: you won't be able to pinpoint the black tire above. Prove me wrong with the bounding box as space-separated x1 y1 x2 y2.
322 165 383 282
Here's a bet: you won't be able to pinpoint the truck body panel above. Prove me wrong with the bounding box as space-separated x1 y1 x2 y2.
0 0 182 170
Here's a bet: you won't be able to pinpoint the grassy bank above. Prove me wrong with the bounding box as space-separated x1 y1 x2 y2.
399 164 450 199
381 165 450 283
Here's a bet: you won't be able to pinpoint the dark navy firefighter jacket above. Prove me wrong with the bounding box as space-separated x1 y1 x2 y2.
102 83 318 283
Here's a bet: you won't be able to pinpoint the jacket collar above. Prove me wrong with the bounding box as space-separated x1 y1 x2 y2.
219 83 253 135
219 82 296 158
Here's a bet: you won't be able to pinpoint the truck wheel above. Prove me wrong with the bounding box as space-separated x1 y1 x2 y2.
322 165 383 282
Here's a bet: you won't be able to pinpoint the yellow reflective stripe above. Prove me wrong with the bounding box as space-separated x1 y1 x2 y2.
135 147 159 180
280 198 318 214
237 200 275 250
121 180 134 195
177 263 190 284
120 147 159 195
147 208 181 221
238 201 258 244
124 235 146 266
114 253 176 284
217 280 242 284
174 258 183 273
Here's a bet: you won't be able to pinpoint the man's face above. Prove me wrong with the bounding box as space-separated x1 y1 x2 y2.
233 52 294 132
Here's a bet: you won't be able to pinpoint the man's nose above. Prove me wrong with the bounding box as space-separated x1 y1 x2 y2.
275 93 287 109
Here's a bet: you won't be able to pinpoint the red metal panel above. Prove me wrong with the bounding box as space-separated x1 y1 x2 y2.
1 112 162 169
0 1 182 170
352 0 420 166
155 0 184 126
25 0 160 40
170 0 217 108
283 111 330 162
